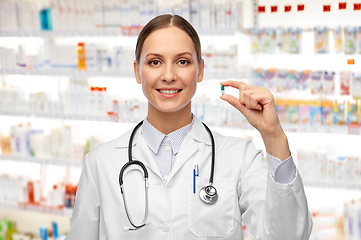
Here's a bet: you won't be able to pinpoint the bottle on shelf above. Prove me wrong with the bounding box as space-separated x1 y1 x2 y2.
76 43 86 71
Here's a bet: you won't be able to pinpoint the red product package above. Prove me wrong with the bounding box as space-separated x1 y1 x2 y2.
340 71 352 95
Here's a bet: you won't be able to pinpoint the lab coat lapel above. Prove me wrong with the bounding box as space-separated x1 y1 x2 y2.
169 117 210 180
132 130 163 179
169 134 199 180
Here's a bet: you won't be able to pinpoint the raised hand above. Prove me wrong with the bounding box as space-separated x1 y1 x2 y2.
220 80 290 161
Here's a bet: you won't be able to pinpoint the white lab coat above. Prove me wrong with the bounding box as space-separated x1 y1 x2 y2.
66 117 312 240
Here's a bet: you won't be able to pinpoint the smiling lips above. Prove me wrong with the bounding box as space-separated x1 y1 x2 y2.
157 89 183 94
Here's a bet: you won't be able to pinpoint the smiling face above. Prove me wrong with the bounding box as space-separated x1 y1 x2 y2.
134 26 204 115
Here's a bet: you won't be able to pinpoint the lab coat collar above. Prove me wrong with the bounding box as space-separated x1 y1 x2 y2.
115 117 212 181
115 116 211 148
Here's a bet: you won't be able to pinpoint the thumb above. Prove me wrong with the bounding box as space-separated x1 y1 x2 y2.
220 94 247 116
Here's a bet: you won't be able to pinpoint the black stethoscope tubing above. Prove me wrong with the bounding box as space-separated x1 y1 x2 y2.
118 120 217 230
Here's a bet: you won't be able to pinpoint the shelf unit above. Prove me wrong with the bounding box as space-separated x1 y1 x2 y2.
0 155 82 168
0 68 249 79
1 11 361 231
0 29 238 37
0 202 73 218
1 111 359 135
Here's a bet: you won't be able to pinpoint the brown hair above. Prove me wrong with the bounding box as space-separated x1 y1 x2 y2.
135 14 202 65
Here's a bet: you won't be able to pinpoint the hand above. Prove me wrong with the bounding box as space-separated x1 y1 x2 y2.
220 80 282 137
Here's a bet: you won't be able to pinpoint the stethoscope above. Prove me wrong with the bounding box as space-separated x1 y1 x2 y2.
119 120 218 231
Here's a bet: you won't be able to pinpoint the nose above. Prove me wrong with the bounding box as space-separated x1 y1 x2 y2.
161 64 177 83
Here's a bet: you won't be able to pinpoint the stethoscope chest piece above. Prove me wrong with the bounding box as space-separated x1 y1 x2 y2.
199 185 218 204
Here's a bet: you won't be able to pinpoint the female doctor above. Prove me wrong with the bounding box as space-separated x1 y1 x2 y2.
66 14 312 240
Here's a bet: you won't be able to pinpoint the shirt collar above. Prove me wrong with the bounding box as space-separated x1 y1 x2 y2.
142 115 195 155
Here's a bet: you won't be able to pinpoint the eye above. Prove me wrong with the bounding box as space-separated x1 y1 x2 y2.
149 60 161 66
178 59 190 65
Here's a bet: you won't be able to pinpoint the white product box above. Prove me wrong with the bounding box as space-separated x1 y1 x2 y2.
181 0 190 21
85 43 97 71
225 0 231 28
16 0 34 31
67 0 76 30
50 0 60 30
58 0 69 30
84 0 94 30
147 0 156 20
157 0 172 15
215 2 226 29
139 0 148 26
120 0 131 27
74 0 86 30
129 0 140 27
30 0 41 31
103 0 121 29
231 0 242 30
5 0 18 31
190 0 199 29
113 0 122 27
93 0 104 29
103 0 112 28
0 1 4 31
199 0 211 30
173 0 182 16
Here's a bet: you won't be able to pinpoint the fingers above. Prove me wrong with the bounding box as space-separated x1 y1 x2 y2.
221 80 246 90
221 81 266 111
220 94 247 115
239 88 263 111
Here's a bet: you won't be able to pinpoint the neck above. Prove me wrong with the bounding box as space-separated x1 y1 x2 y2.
147 102 193 135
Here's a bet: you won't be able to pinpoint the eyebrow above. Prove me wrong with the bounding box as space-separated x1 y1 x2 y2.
145 51 193 58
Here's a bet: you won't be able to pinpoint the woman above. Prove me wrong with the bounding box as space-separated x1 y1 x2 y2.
66 14 312 240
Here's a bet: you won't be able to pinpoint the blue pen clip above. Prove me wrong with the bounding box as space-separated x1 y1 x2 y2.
193 165 199 194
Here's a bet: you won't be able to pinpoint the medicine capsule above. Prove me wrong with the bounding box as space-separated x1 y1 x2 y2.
221 85 225 95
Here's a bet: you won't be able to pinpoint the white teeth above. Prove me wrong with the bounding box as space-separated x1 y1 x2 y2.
159 90 179 94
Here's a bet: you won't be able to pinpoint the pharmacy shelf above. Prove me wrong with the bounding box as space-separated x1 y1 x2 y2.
281 123 358 135
0 202 73 218
0 30 123 37
0 68 249 79
0 110 110 122
0 68 135 78
304 180 361 190
0 29 237 38
0 155 82 168
1 110 360 136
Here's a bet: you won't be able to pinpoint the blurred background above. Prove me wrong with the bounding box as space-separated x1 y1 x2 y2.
0 0 361 239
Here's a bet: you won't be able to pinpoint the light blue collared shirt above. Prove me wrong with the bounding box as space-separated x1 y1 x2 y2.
142 116 296 184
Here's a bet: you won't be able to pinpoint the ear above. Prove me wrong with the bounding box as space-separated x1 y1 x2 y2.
196 59 204 83
134 60 142 84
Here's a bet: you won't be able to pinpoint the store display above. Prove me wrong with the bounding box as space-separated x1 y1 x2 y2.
344 27 358 55
0 219 66 240
0 1 361 239
341 71 353 96
310 207 344 240
334 101 346 125
352 73 361 99
0 0 241 34
276 99 361 126
0 42 238 76
314 27 330 54
297 147 360 183
251 27 302 54
333 27 343 53
0 173 78 210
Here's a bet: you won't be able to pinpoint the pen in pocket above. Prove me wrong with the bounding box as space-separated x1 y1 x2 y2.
193 164 199 194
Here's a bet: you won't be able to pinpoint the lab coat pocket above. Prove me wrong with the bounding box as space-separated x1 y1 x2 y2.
188 176 236 238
